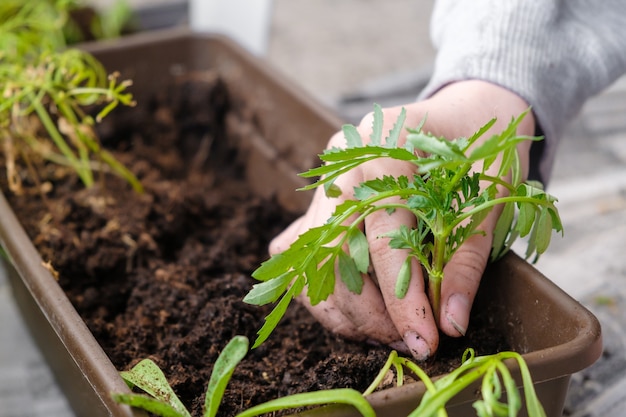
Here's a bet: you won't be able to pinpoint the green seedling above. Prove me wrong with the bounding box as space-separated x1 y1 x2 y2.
365 348 546 417
0 0 142 193
112 335 249 417
245 104 562 346
112 335 376 417
113 335 544 417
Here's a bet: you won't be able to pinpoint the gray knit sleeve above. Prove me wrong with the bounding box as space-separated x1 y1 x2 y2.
419 0 626 183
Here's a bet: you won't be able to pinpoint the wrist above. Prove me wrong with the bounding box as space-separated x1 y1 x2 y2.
426 80 536 138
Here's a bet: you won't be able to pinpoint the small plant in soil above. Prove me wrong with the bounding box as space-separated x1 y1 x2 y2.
244 105 562 346
113 336 376 417
113 336 546 417
0 0 141 194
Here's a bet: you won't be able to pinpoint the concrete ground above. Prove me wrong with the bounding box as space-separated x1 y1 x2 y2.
2 1 626 416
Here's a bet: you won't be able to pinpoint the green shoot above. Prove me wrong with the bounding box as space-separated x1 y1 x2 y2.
113 336 544 417
112 335 376 417
113 335 249 417
0 0 142 193
365 349 546 417
245 105 562 346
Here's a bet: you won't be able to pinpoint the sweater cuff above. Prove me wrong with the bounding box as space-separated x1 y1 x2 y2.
419 0 626 183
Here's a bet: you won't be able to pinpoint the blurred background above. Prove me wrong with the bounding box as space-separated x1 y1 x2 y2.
1 1 626 416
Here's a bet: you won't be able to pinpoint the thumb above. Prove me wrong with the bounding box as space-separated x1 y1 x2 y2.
439 232 492 337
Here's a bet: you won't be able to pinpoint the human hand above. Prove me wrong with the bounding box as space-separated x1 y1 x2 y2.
270 80 535 360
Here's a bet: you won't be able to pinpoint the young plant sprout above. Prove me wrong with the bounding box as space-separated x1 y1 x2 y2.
244 104 562 347
0 0 142 193
113 336 546 417
112 335 376 417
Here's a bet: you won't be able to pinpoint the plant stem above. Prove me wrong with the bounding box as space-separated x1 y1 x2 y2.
428 215 447 325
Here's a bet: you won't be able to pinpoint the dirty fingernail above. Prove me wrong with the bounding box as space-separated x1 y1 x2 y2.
403 331 430 361
388 340 409 353
446 293 469 336
366 338 383 347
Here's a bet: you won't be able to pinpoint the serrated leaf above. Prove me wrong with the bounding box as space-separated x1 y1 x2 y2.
252 277 304 348
252 249 304 281
347 228 370 273
468 133 501 166
307 251 336 305
370 103 384 145
465 117 497 148
395 257 412 298
406 195 431 210
338 251 364 294
343 123 362 147
407 132 467 161
205 336 249 417
385 107 406 148
243 272 294 305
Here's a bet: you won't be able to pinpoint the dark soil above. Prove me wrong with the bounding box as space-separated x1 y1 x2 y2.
1 73 509 416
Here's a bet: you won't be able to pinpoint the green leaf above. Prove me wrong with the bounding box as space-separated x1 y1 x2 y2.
243 272 294 305
406 131 467 161
111 392 187 417
338 250 364 294
347 228 370 273
252 252 297 282
307 252 336 305
119 359 191 417
533 208 553 255
385 107 406 148
491 201 516 261
252 277 304 348
465 117 497 148
343 123 362 147
467 132 501 164
234 388 376 417
517 202 536 238
370 103 384 145
395 257 412 298
205 336 249 417
324 182 343 198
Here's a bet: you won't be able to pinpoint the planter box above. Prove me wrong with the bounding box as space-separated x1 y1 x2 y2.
0 29 602 417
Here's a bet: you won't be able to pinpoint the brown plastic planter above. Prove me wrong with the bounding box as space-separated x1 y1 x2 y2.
0 28 602 417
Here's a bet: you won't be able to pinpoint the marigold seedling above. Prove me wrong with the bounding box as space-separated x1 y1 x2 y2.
245 104 562 346
0 0 142 193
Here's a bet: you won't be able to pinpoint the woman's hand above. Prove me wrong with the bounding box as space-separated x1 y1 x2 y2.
270 80 535 360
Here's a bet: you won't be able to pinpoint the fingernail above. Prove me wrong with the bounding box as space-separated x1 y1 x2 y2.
366 338 382 347
388 340 409 354
403 331 430 361
446 293 469 336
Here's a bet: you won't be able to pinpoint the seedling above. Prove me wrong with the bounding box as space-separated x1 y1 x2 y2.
366 348 546 417
112 335 376 417
113 336 545 417
244 105 562 346
0 0 142 193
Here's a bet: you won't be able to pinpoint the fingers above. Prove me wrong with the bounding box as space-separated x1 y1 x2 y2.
440 207 500 337
440 233 490 337
364 200 439 360
268 166 404 346
298 272 402 345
